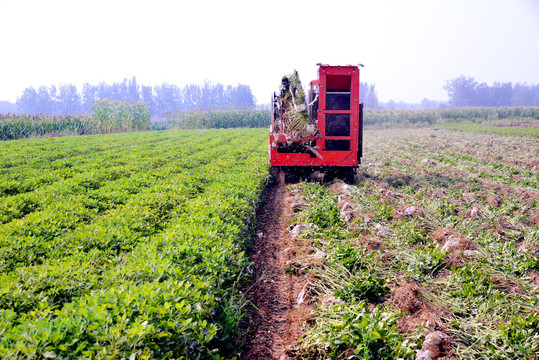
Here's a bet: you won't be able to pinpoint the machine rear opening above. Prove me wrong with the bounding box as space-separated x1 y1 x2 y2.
325 114 350 136
277 141 317 158
325 140 350 151
326 90 350 110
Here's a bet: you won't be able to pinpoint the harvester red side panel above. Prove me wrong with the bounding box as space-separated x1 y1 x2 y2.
269 65 363 167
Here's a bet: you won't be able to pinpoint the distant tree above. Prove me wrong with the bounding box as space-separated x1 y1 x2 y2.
82 83 98 114
385 99 397 110
200 81 212 110
491 82 512 107
228 84 256 108
141 85 152 103
360 83 379 108
0 101 18 113
95 82 111 101
36 86 55 114
444 76 478 107
17 87 39 113
474 83 489 106
118 79 129 102
182 84 201 109
421 98 446 109
212 83 226 108
15 79 259 117
58 84 81 114
154 83 182 118
128 76 140 102
512 83 539 106
444 76 532 107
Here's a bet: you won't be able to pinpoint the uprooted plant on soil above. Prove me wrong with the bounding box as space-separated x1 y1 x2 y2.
278 128 538 359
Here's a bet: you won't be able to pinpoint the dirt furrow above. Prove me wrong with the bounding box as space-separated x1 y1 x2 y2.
241 178 312 360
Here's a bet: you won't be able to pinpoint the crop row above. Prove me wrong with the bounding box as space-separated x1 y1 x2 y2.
0 131 232 223
0 128 270 358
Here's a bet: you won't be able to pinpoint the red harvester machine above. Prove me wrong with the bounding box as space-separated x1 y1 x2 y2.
269 64 363 181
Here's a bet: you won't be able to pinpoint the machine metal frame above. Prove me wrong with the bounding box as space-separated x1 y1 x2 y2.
269 65 363 169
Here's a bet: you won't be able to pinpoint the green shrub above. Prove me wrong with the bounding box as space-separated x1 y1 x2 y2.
301 302 416 359
335 271 390 303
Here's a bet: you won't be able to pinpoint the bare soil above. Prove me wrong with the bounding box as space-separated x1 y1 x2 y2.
241 178 314 359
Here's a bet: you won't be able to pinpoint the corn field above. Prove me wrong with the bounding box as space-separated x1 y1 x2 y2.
166 108 270 129
0 100 150 140
364 106 539 128
90 100 150 133
0 114 89 140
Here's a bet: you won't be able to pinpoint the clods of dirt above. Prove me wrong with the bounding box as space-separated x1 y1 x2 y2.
442 235 469 252
416 331 452 360
394 204 424 220
393 281 423 314
467 206 481 219
320 296 342 305
331 180 361 223
289 201 307 213
490 274 525 294
392 280 451 338
429 228 478 266
375 224 391 237
528 212 539 226
529 271 539 286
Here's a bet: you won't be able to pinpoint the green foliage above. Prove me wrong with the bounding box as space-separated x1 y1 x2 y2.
406 244 447 279
496 313 539 357
452 311 539 360
351 127 538 359
301 302 416 359
475 231 538 276
334 245 374 272
296 183 344 229
372 200 394 223
448 267 504 308
335 271 390 303
394 219 429 245
0 128 270 358
288 181 411 358
365 109 441 128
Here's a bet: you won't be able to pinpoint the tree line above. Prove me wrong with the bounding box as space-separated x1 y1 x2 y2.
360 82 379 108
14 77 257 118
444 76 539 107
10 77 380 116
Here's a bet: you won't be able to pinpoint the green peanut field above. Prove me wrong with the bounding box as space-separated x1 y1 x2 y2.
0 128 270 359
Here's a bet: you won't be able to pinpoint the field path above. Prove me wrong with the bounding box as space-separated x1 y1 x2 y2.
242 177 313 360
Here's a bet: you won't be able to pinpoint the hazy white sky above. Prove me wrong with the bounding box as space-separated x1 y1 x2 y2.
0 0 538 104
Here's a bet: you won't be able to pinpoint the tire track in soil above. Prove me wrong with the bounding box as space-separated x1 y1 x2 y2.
241 177 313 360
